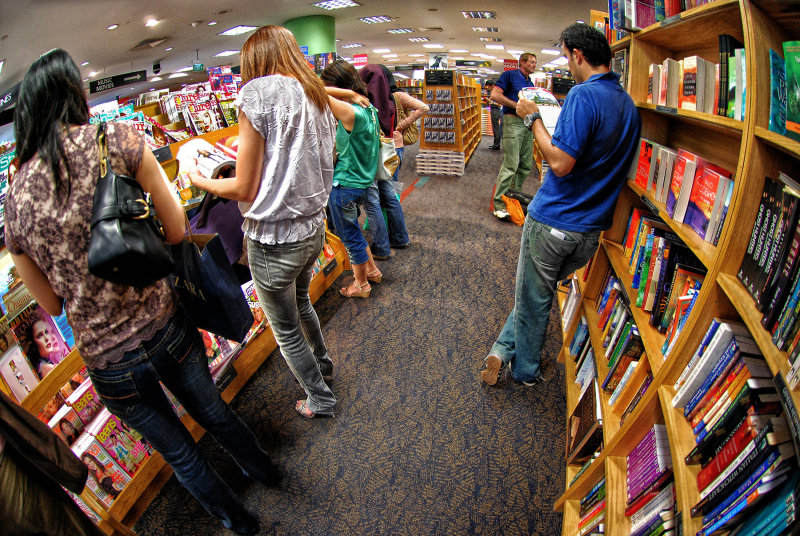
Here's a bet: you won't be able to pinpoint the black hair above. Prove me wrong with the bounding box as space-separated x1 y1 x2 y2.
379 65 399 94
560 23 612 68
13 49 89 193
320 60 368 96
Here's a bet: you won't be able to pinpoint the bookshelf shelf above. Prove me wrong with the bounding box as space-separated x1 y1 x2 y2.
559 4 800 534
611 35 631 52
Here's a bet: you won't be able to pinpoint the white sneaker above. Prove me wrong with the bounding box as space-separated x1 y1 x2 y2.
493 209 510 219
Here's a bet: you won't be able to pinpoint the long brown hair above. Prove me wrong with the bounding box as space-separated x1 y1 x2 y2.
240 26 329 112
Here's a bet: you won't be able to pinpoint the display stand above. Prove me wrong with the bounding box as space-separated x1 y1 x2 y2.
555 2 800 535
416 70 480 176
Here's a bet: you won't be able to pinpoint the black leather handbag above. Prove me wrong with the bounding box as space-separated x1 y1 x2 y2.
87 123 175 287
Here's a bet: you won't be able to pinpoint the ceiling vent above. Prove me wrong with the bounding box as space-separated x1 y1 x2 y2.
418 27 444 32
131 38 169 51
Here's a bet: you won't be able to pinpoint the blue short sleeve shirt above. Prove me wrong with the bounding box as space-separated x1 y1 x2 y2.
495 69 535 116
528 71 642 232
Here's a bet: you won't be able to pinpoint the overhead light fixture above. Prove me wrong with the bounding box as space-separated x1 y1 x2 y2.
81 61 90 66
480 37 502 42
88 71 97 77
408 53 426 57
312 0 361 9
150 76 163 81
165 47 173 51
388 28 415 34
145 19 159 27
577 19 585 23
462 11 496 19
408 37 430 42
0 60 3 77
422 44 444 49
168 73 188 78
208 21 218 26
507 49 524 56
383 53 398 58
543 63 557 69
359 15 395 24
107 24 119 30
541 49 561 55
176 66 193 72
214 50 240 57
373 48 391 53
553 56 568 65
449 49 469 53
218 25 257 36
394 73 409 79
472 27 499 32
341 43 364 48
485 44 504 50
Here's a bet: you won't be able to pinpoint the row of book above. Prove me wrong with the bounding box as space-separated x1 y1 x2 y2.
577 477 606 536
768 42 800 143
625 424 676 536
632 137 734 246
672 319 799 535
736 173 800 367
609 0 718 34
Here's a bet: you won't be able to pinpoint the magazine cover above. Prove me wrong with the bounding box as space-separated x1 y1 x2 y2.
86 408 150 477
8 303 70 380
48 403 85 446
0 344 39 401
66 379 104 425
71 433 131 508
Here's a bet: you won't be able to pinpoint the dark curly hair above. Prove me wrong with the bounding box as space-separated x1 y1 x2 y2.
560 23 612 68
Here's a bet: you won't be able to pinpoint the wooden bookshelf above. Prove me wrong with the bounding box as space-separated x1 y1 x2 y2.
557 2 800 535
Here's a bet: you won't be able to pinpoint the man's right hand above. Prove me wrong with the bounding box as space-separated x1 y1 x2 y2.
516 98 539 119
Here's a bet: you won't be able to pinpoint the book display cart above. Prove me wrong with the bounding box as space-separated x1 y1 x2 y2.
0 119 348 535
555 2 800 535
416 70 481 176
396 79 423 101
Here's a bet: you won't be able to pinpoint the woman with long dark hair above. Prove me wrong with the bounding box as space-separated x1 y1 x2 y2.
189 26 365 417
6 49 276 534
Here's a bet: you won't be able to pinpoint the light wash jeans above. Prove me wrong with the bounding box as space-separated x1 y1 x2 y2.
88 307 273 532
490 216 600 381
329 185 372 266
247 226 336 415
493 114 534 211
362 180 392 258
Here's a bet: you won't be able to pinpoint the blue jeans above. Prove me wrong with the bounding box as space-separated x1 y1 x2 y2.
87 307 273 532
490 216 600 381
329 185 372 266
247 226 336 415
371 179 410 248
363 180 392 258
391 147 405 181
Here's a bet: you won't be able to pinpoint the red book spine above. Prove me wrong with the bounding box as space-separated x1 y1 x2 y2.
695 419 755 491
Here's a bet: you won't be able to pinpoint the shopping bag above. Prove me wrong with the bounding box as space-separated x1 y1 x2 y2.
171 234 254 343
501 195 525 226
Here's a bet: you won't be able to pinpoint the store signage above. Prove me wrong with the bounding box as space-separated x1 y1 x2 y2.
504 59 519 71
193 63 204 72
456 60 492 68
89 70 147 94
0 82 20 113
353 54 368 67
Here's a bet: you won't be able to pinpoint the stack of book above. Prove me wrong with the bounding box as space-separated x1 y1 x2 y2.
562 277 583 333
578 477 606 536
609 0 717 34
767 41 800 142
566 380 604 465
736 173 800 375
625 424 675 536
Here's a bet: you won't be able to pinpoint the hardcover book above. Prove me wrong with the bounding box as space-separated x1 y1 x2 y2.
567 381 604 465
782 41 800 142
684 168 731 242
665 149 698 222
769 49 787 136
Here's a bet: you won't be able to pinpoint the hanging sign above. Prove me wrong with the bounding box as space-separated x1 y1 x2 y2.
89 70 147 94
504 59 519 71
353 54 368 67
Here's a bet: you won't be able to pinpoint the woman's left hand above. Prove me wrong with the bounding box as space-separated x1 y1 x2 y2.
349 92 369 108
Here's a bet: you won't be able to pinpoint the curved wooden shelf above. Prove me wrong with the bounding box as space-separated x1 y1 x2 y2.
636 102 745 136
754 126 800 161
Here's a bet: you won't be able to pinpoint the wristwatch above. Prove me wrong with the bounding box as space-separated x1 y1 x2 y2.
523 112 542 130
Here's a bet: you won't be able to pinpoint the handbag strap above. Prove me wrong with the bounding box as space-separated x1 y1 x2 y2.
96 122 110 178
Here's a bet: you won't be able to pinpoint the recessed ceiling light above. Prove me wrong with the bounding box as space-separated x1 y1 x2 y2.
214 50 240 57
165 47 173 51
485 44 504 50
149 88 155 91
541 49 561 55
462 11 496 19
208 21 218 26
408 37 430 42
449 49 469 53
176 66 193 72
341 43 364 48
359 15 395 24
553 57 568 65
387 28 414 34
169 73 188 79
151 76 163 81
408 53 426 57
577 20 585 23
89 71 97 77
507 49 524 56
312 0 361 9
382 53 398 58
472 27 499 32
145 19 159 27
422 44 444 49
107 24 119 30
480 37 502 42
373 48 391 54
218 25 258 36
81 61 90 66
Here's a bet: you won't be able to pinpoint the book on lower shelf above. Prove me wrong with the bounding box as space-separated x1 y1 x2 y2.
577 477 606 536
567 380 604 465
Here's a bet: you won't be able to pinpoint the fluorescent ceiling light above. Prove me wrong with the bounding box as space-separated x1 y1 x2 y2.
312 0 361 9
383 53 398 58
373 48 391 53
387 28 415 34
462 11 496 19
88 71 98 77
341 43 364 48
422 44 444 49
450 49 469 53
359 15 395 24
451 57 465 60
552 57 568 65
165 47 173 51
577 19 585 23
145 19 159 27
472 27 499 32
0 60 3 77
394 73 409 79
408 37 430 42
480 37 502 42
544 63 557 69
507 49 523 56
81 61 90 66
218 25 257 36
168 73 188 79
107 24 119 30
208 21 218 26
214 50 240 57
150 76 163 81
541 49 561 55
408 53 426 57
485 44 504 50
176 66 193 72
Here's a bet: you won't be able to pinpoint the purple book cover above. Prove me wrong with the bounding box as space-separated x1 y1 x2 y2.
628 464 672 498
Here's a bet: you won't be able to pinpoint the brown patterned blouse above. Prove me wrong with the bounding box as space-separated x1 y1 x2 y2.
4 123 176 370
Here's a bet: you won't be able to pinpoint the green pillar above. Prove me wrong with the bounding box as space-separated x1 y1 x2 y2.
283 15 335 55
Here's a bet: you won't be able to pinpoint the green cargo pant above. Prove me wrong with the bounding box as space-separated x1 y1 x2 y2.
493 114 534 211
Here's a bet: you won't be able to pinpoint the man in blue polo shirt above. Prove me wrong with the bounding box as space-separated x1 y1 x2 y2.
490 52 537 219
481 23 641 387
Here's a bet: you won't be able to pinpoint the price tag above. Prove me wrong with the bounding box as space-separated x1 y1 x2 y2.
655 105 678 115
640 194 660 218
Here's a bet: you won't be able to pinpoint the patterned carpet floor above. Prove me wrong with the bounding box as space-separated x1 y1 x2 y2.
134 137 567 536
